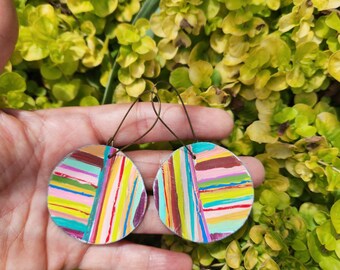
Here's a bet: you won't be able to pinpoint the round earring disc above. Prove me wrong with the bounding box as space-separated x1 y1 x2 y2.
153 142 254 243
47 145 147 244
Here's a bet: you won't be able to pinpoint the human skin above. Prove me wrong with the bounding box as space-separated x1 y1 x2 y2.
0 1 265 269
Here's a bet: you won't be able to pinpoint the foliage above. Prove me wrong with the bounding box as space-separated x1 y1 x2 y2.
1 0 340 269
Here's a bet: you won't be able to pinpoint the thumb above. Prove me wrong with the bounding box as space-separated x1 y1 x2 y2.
0 0 18 71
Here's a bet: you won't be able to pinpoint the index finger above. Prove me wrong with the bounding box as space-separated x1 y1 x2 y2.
36 103 234 147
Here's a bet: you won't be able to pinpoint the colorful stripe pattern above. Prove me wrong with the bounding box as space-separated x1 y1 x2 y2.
47 145 147 244
153 142 254 243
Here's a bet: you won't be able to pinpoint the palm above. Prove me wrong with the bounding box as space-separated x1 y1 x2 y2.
0 104 265 269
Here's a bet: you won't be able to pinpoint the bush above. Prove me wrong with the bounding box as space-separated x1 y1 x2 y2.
1 0 340 269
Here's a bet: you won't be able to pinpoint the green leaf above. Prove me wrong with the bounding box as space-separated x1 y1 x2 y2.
328 51 340 82
198 246 214 266
320 256 340 270
330 200 340 234
115 24 140 45
169 67 192 89
246 121 278 144
52 79 81 102
90 0 118 17
80 96 99 106
225 240 242 269
244 246 258 270
264 231 284 251
125 78 146 97
274 107 297 124
325 11 340 32
0 72 26 94
67 0 93 14
316 112 340 149
189 61 213 88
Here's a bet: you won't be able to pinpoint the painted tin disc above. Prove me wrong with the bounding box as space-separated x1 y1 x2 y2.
47 145 147 244
153 142 254 243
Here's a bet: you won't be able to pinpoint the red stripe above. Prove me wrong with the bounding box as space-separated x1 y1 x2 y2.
204 204 252 211
49 203 90 215
54 172 98 188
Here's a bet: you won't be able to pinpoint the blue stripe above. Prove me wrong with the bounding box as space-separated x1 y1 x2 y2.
49 185 94 197
184 148 196 241
52 217 87 232
191 142 215 153
123 177 138 234
198 180 252 191
203 195 253 208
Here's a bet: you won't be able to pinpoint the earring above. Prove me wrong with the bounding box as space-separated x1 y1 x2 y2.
152 87 254 243
47 93 161 244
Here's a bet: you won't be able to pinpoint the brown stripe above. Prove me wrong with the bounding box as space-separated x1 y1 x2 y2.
71 150 104 168
168 157 182 235
195 156 241 171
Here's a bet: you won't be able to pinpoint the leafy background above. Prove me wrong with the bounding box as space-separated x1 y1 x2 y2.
1 0 340 269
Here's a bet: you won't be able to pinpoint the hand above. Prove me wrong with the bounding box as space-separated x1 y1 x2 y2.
0 104 265 269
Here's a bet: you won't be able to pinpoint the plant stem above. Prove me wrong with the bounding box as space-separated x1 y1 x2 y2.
101 0 160 104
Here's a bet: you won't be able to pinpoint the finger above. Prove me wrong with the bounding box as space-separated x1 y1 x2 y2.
239 156 265 188
35 103 233 147
125 150 265 190
0 0 18 71
134 196 171 234
78 241 192 270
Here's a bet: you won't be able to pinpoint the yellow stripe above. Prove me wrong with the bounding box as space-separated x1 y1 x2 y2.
48 204 89 219
48 196 91 213
111 158 133 240
50 181 95 196
199 187 253 203
95 156 122 243
196 152 232 163
206 209 249 223
173 151 188 238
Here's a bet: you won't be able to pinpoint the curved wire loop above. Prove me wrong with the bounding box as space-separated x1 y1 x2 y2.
107 90 161 158
150 82 197 159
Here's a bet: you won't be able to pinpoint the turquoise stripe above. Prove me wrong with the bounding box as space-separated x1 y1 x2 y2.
83 146 111 241
208 219 246 234
203 195 253 208
63 158 101 175
52 217 87 232
184 148 196 240
130 179 144 227
156 170 166 221
191 142 215 153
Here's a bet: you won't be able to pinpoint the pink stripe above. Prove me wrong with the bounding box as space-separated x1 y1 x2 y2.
49 187 94 206
195 166 246 182
54 167 98 186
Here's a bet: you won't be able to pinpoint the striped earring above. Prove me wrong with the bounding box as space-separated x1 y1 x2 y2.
47 93 160 244
152 88 254 243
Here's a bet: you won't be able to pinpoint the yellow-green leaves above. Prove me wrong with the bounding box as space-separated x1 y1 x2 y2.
90 0 118 17
328 51 340 82
330 200 340 234
189 61 213 88
226 240 242 268
115 23 141 45
0 72 26 94
52 79 81 102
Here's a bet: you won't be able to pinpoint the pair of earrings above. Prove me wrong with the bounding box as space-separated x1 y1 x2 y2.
47 89 254 244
